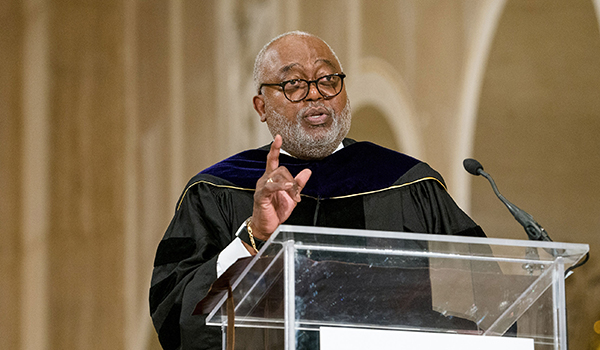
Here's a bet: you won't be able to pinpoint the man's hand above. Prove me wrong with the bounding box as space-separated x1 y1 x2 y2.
250 134 312 241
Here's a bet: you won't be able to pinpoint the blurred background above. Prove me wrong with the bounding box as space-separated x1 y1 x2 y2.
1 0 599 349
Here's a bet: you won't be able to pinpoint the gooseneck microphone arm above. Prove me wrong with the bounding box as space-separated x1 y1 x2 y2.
463 158 552 242
464 158 589 274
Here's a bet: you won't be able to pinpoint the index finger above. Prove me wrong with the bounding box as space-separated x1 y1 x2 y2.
266 134 283 173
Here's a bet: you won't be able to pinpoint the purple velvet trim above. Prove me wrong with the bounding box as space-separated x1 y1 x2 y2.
199 141 420 199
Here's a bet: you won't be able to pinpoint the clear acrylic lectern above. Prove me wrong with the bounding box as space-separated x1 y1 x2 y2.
198 225 589 350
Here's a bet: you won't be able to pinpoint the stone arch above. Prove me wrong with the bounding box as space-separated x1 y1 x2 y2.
347 57 422 158
451 0 507 209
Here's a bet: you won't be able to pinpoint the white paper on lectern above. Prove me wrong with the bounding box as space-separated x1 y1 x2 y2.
320 327 534 350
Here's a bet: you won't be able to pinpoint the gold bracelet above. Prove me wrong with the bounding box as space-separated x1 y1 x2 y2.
245 217 258 253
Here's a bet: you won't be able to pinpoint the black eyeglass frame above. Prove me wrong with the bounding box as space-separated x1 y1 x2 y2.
258 73 346 102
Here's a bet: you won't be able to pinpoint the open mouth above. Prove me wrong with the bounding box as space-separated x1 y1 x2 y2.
303 107 330 126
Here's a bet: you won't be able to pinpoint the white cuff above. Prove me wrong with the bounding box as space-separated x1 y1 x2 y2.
216 224 252 278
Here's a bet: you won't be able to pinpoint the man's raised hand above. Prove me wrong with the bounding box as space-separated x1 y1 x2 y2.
250 135 312 241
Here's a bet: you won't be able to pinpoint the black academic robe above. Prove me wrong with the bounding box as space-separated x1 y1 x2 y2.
149 139 484 350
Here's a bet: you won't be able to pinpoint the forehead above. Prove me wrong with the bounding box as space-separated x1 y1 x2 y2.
262 36 341 79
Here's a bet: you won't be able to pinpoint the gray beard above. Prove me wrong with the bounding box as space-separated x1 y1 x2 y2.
265 100 352 160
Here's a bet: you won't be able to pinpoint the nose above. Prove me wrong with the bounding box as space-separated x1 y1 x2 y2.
304 81 323 101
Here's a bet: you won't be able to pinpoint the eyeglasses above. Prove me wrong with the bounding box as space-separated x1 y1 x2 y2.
259 73 346 102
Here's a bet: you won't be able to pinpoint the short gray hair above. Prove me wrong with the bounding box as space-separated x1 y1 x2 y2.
252 31 343 93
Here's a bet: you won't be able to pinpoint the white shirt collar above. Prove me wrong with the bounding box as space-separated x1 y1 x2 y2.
280 142 344 158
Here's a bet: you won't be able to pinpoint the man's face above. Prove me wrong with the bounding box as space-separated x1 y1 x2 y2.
253 35 351 160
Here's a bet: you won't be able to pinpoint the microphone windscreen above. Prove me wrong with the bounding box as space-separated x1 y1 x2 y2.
463 158 484 176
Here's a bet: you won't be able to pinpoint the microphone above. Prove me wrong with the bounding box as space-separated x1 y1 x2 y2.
463 158 552 242
463 158 484 176
464 158 591 275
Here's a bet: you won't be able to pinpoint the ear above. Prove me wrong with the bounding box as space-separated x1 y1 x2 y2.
253 95 267 122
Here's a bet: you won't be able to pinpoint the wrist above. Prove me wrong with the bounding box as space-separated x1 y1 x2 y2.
247 215 272 241
238 217 266 252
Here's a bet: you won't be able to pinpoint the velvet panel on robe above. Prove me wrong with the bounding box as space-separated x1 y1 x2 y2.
149 140 485 350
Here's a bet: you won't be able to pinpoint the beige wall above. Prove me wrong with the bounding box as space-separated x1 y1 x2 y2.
1 1 599 349
472 1 600 348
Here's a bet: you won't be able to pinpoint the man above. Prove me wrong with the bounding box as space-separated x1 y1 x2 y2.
150 31 484 350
